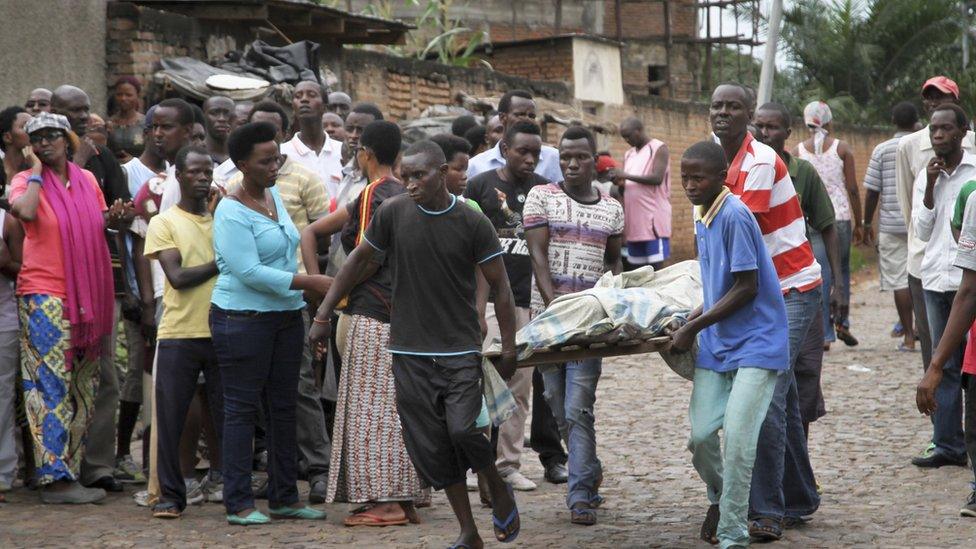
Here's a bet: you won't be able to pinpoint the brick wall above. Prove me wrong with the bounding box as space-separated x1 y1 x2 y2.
602 0 696 39
478 39 575 83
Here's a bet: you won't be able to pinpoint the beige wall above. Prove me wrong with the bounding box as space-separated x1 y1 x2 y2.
573 38 624 105
0 1 108 113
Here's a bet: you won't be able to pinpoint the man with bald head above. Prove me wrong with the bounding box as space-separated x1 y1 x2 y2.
615 116 671 270
282 81 342 197
202 95 235 164
327 91 352 120
51 84 133 494
25 88 52 115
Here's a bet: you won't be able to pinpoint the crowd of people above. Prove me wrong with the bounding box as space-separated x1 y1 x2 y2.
0 70 972 549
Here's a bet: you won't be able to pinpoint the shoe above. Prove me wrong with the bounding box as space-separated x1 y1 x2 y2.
85 476 124 493
40 481 107 504
890 321 904 338
919 442 936 458
911 452 968 468
269 505 327 520
961 487 976 517
501 471 537 491
114 455 146 484
133 489 151 507
835 325 859 346
253 450 268 472
308 479 327 504
252 475 269 499
152 501 182 519
466 471 478 492
544 462 569 484
203 471 223 503
226 509 271 526
185 478 205 505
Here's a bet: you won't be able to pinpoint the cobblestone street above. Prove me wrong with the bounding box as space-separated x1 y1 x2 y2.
2 272 976 547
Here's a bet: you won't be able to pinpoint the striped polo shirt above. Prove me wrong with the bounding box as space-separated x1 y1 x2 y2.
725 133 821 293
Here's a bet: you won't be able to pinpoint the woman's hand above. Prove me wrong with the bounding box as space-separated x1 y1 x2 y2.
308 315 331 349
24 146 42 175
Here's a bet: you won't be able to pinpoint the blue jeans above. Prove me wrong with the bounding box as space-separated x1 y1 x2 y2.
541 358 601 509
690 367 778 549
808 231 835 343
210 306 305 515
749 287 821 521
923 290 967 460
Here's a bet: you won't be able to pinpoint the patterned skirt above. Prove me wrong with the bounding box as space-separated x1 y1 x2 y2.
19 294 99 485
326 314 427 504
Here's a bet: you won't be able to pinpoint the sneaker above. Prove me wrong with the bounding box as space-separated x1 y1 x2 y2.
466 471 478 492
202 471 223 503
185 478 204 505
501 470 537 491
133 489 151 507
114 455 147 484
40 481 106 504
961 486 976 518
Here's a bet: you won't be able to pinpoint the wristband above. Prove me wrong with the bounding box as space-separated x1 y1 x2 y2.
312 316 330 325
27 175 43 185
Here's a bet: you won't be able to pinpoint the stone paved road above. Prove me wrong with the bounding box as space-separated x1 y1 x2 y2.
2 273 976 547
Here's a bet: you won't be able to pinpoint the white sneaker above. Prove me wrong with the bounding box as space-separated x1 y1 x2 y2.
502 470 537 491
466 471 478 491
133 489 151 507
185 478 204 505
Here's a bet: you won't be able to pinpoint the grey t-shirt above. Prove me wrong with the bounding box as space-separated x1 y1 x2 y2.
954 193 976 272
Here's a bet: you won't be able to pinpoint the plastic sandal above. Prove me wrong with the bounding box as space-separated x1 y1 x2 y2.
492 484 520 543
268 505 327 520
226 509 271 526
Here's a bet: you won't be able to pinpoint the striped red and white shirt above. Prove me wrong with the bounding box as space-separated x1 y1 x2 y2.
725 133 821 293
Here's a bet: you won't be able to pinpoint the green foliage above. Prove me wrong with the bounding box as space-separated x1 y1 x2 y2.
357 0 488 67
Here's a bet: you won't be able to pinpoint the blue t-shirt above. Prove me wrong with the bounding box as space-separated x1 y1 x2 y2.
211 187 304 312
695 193 789 372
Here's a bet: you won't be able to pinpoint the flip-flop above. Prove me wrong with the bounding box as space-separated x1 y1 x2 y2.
492 484 520 543
343 510 409 527
570 504 597 526
897 343 918 353
749 517 783 541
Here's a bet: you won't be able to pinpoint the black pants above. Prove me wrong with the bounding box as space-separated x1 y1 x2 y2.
392 353 493 490
531 368 568 467
155 338 223 510
965 374 976 481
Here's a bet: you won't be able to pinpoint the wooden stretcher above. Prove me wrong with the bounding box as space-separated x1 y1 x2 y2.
485 335 672 368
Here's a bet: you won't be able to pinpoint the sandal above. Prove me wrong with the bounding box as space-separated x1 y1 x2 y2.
492 484 520 542
749 517 783 541
699 504 719 544
570 503 597 526
343 510 409 527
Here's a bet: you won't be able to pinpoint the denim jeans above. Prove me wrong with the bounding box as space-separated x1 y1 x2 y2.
210 306 305 515
808 231 835 343
541 358 601 509
749 287 821 521
923 290 967 460
690 366 777 549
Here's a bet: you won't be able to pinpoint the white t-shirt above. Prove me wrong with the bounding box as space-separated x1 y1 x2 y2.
122 157 162 197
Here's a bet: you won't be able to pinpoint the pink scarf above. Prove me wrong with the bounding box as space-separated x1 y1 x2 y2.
41 162 114 367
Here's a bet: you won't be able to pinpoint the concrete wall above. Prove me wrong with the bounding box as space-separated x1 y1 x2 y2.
573 38 624 105
0 0 109 112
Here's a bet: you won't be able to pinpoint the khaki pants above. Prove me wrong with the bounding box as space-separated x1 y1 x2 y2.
483 303 532 475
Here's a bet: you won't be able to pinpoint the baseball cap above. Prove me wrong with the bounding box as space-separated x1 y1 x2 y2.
596 154 617 174
24 112 71 135
922 76 960 99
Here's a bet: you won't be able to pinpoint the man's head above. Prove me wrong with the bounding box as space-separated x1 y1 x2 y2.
401 140 448 205
753 102 793 154
358 120 401 173
87 113 108 147
228 121 282 187
249 101 290 144
51 85 92 136
464 125 487 156
174 145 214 200
498 90 537 130
344 102 383 155
892 101 920 131
190 104 207 148
152 98 194 161
619 117 647 149
25 88 52 116
327 91 352 119
921 76 961 116
202 96 235 142
709 83 753 141
430 133 471 196
451 115 479 138
501 120 543 182
486 114 503 148
0 107 31 153
293 81 326 123
929 103 968 158
233 101 254 131
322 112 345 142
558 126 596 186
681 140 729 206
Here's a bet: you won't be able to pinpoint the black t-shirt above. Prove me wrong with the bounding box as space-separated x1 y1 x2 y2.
340 177 405 323
464 169 549 307
85 144 130 296
364 193 503 354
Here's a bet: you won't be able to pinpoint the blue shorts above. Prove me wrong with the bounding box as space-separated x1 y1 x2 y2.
626 238 670 265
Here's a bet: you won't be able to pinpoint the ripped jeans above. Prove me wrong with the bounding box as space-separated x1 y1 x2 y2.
541 358 602 509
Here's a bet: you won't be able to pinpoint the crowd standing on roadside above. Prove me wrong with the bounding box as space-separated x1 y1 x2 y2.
0 71 974 549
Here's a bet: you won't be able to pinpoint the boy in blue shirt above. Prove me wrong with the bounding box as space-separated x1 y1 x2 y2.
670 141 789 548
